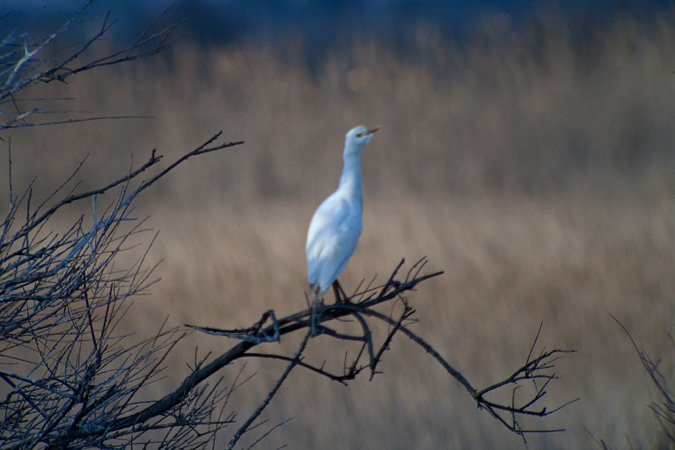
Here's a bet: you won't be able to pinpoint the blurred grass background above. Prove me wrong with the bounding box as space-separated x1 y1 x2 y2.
3 6 675 449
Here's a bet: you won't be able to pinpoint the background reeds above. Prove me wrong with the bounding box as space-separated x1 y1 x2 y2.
4 8 674 448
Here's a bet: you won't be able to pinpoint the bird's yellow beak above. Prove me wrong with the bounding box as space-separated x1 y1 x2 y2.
357 126 381 137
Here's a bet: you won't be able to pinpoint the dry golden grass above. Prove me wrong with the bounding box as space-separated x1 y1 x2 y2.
4 10 675 449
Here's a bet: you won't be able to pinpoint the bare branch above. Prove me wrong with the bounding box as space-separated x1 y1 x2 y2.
225 331 312 450
612 315 675 445
0 1 180 130
181 258 572 439
0 131 241 449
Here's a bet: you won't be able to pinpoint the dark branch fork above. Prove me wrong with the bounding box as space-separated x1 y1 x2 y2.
177 258 575 447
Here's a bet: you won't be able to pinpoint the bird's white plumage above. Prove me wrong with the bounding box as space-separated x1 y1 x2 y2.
306 125 379 296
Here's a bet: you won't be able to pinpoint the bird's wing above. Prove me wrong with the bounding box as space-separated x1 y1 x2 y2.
306 194 362 292
306 194 350 253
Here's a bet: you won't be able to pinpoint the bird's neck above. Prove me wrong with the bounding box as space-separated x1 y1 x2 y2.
337 153 363 202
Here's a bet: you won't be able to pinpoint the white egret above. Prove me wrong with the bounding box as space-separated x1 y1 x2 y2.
306 125 380 303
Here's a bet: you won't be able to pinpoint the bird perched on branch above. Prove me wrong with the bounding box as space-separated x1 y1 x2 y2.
306 125 380 304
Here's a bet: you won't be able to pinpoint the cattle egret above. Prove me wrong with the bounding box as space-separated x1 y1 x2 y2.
306 125 380 303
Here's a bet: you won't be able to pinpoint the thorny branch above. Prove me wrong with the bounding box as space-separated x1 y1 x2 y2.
0 133 243 450
186 258 575 448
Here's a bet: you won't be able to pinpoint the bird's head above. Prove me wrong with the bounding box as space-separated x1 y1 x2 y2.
344 125 380 157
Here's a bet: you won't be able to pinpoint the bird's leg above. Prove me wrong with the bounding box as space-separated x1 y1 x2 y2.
332 279 350 304
310 287 323 336
332 281 341 303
